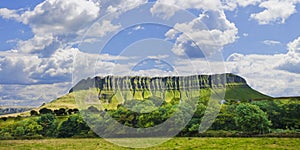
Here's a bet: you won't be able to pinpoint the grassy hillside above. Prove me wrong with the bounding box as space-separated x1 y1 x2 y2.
41 86 270 112
0 83 271 118
41 93 77 110
225 85 270 101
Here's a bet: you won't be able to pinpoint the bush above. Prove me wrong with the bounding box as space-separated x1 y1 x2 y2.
234 103 272 134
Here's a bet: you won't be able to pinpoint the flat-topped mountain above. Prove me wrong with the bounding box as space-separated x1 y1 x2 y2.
69 73 270 104
70 73 247 92
0 73 271 117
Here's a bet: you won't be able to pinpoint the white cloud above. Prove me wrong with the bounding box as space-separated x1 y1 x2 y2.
0 8 20 20
243 33 249 37
0 51 42 84
0 0 102 57
150 0 238 58
222 0 262 10
287 36 300 53
235 0 262 7
151 0 222 19
226 36 300 96
0 82 72 106
227 53 245 61
16 34 59 55
147 55 169 59
276 36 300 74
84 20 121 37
0 0 149 57
20 0 100 35
0 47 133 85
226 53 300 97
105 0 147 14
166 10 238 57
133 25 145 31
250 0 299 24
262 40 281 46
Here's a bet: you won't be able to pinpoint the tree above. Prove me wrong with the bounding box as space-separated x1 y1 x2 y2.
14 127 25 137
37 114 58 137
30 110 39 116
54 108 67 116
234 103 272 134
12 119 42 137
67 109 73 115
1 117 7 121
39 108 53 115
57 114 90 138
73 109 79 114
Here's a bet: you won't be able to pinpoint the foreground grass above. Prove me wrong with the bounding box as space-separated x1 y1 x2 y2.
0 138 299 150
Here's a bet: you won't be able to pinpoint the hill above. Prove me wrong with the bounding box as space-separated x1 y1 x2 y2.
0 73 271 117
49 73 270 110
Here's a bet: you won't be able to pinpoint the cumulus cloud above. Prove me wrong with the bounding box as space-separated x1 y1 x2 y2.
0 48 75 85
150 0 238 58
287 36 300 53
165 10 238 58
151 0 222 19
250 0 299 24
0 47 132 85
0 48 141 106
276 36 300 74
0 82 72 106
20 0 100 35
105 0 147 14
226 36 300 96
84 20 121 37
222 0 262 10
0 0 146 57
0 8 20 20
0 0 102 57
0 52 41 84
226 53 300 97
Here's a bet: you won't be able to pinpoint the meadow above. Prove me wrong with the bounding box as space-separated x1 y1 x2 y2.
0 138 299 150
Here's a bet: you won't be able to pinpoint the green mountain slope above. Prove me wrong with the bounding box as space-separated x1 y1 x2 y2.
47 74 271 110
0 74 271 117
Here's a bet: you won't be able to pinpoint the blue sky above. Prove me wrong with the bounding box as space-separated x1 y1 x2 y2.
0 0 300 106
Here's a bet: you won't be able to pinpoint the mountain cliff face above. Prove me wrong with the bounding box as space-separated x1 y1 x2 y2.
35 73 269 112
69 73 247 93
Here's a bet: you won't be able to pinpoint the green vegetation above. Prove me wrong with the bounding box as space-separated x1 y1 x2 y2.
234 103 272 133
0 74 299 140
224 85 270 101
1 97 299 139
0 138 299 149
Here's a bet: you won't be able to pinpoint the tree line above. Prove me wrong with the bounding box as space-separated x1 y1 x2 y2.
0 99 299 139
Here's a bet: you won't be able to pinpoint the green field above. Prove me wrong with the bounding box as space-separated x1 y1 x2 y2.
0 138 299 149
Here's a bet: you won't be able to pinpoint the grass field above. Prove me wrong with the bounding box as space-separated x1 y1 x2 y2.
0 138 299 150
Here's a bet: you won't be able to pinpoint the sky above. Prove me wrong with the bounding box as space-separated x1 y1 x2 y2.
0 0 300 106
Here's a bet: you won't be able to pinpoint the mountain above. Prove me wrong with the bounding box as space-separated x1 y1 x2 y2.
0 73 271 117
55 73 269 110
70 73 270 101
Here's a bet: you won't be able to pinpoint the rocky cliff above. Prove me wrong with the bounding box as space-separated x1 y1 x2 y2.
69 73 247 93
